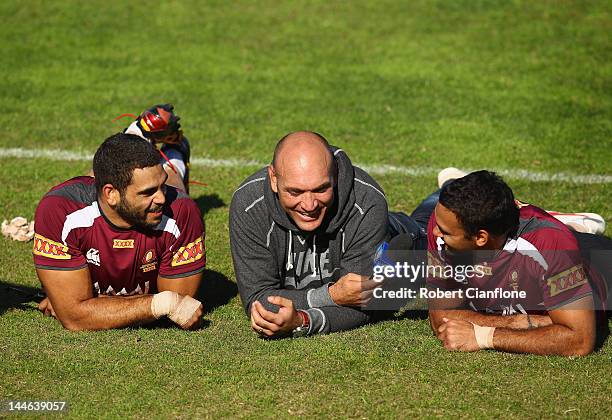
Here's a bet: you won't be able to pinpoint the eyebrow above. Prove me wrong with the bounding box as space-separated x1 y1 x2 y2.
138 172 169 195
138 185 160 195
286 181 332 194
436 223 449 235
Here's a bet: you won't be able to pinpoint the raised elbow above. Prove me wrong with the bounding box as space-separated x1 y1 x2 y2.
57 312 88 332
561 335 595 357
570 341 595 357
61 319 86 332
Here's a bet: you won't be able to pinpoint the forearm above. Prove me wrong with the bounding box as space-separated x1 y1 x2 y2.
59 295 155 331
493 324 594 356
429 309 528 331
306 306 370 335
246 284 335 313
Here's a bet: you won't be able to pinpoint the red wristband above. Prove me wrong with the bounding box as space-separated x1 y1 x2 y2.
298 310 310 330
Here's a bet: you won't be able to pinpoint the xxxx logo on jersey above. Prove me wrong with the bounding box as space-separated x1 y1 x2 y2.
33 233 71 260
172 236 205 267
547 264 587 297
113 239 134 249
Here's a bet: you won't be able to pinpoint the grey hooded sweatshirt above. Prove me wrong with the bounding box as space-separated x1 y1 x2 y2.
230 147 388 335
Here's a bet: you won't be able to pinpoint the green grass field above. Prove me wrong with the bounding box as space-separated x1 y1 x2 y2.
1 0 611 417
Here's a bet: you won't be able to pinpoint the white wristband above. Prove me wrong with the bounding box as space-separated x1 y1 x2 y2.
151 291 181 319
472 323 496 349
168 295 202 328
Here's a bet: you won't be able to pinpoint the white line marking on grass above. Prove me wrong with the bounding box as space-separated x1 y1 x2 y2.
360 163 612 185
0 147 610 184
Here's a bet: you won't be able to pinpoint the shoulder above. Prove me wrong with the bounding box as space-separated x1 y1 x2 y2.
230 167 268 214
36 177 97 219
352 166 388 213
516 205 579 251
34 177 102 249
353 167 385 197
41 176 97 205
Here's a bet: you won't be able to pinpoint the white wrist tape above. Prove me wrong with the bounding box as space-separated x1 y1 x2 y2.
151 291 181 319
168 295 202 328
472 323 496 349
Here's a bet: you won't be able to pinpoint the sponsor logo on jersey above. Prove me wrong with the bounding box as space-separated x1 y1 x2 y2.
33 233 71 260
172 236 205 267
475 263 493 276
86 248 101 266
547 265 588 297
113 239 135 249
140 249 157 272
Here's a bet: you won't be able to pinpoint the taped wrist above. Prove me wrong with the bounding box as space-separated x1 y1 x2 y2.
168 295 202 327
151 291 181 319
472 323 495 349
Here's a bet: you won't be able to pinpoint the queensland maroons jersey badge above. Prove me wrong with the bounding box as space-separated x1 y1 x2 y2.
140 249 158 273
510 271 519 291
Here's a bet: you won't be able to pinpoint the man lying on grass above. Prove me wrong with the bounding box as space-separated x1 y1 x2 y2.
427 170 609 356
33 134 206 331
230 131 431 338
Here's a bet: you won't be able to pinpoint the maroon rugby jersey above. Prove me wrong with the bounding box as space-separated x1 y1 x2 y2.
33 176 206 296
426 203 605 314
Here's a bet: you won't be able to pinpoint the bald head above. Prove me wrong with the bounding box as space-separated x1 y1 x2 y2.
272 131 334 178
268 131 336 231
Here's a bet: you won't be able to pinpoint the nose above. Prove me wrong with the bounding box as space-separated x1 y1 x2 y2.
301 192 317 212
153 187 166 207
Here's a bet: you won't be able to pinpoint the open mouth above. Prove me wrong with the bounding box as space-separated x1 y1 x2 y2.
295 210 321 221
148 209 163 218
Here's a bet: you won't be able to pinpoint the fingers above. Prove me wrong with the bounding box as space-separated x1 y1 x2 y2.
267 295 294 309
361 278 383 291
255 300 282 324
250 302 279 336
250 317 274 337
38 298 57 318
38 298 47 312
183 304 204 330
360 289 375 305
169 295 202 328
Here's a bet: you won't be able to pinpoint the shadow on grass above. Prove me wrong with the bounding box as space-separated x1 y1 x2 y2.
1 268 237 328
0 280 44 315
141 268 237 330
193 193 226 217
197 269 238 315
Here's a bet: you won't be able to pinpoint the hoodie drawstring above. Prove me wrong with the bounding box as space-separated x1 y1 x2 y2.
312 234 318 277
286 231 321 280
286 230 294 270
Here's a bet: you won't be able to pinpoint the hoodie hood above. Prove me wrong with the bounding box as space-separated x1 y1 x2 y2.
264 146 356 235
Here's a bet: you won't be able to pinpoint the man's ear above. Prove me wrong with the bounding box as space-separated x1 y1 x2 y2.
102 184 120 207
474 230 490 247
268 165 278 194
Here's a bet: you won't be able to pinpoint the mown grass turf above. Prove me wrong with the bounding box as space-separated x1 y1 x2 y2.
1 0 611 418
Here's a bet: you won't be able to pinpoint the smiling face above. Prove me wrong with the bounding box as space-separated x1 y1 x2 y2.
432 203 478 255
269 133 335 232
115 165 168 229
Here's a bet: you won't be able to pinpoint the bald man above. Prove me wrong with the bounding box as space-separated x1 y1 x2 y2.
230 131 420 338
